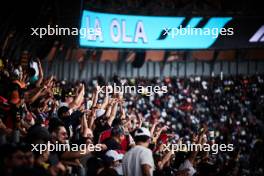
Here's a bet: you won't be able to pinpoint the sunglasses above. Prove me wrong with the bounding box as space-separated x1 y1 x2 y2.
60 132 68 136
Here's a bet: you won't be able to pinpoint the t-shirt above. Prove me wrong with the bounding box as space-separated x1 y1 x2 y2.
93 117 111 143
122 145 155 176
29 61 39 77
178 159 196 176
103 137 122 152
62 111 82 138
59 102 69 108
98 129 111 143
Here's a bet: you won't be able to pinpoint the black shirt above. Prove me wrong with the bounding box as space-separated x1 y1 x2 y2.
102 137 122 151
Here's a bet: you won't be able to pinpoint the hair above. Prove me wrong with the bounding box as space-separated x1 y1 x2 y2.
173 151 187 169
20 143 32 153
28 68 36 77
0 143 20 159
197 162 217 176
57 106 69 119
86 157 104 176
48 118 65 133
111 126 124 137
134 135 150 143
112 118 123 127
98 168 119 176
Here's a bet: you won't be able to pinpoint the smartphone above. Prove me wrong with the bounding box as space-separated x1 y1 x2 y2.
85 100 92 110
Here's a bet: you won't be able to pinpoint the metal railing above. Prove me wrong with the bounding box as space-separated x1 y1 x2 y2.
42 59 264 81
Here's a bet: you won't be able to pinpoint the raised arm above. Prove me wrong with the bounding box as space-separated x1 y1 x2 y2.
188 126 207 164
100 86 109 110
69 84 85 109
158 150 173 170
91 86 99 108
107 100 118 126
26 86 46 104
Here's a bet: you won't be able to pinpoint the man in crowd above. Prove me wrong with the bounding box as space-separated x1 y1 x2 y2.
122 127 155 176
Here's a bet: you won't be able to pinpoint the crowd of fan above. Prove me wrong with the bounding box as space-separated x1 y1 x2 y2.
0 57 264 176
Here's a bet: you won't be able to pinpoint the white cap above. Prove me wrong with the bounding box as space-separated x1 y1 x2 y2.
96 109 106 118
134 127 151 137
106 150 123 161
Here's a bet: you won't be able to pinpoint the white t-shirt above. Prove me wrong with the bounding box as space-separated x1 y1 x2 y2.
114 164 123 175
122 145 155 176
179 159 196 176
30 61 39 77
59 102 69 108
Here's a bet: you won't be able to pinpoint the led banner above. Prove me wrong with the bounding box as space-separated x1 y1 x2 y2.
79 10 264 49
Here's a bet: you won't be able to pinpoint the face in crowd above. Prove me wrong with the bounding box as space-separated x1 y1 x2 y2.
52 126 68 144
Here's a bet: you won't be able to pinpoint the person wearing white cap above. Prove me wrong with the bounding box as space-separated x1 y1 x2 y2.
122 127 155 176
106 150 124 175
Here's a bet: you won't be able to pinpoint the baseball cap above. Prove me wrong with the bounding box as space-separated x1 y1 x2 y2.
134 127 151 138
106 150 123 161
65 88 76 97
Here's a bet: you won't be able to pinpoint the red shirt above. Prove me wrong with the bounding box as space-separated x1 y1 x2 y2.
99 129 129 152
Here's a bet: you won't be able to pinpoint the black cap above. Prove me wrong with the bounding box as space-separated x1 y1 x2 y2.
57 106 69 118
